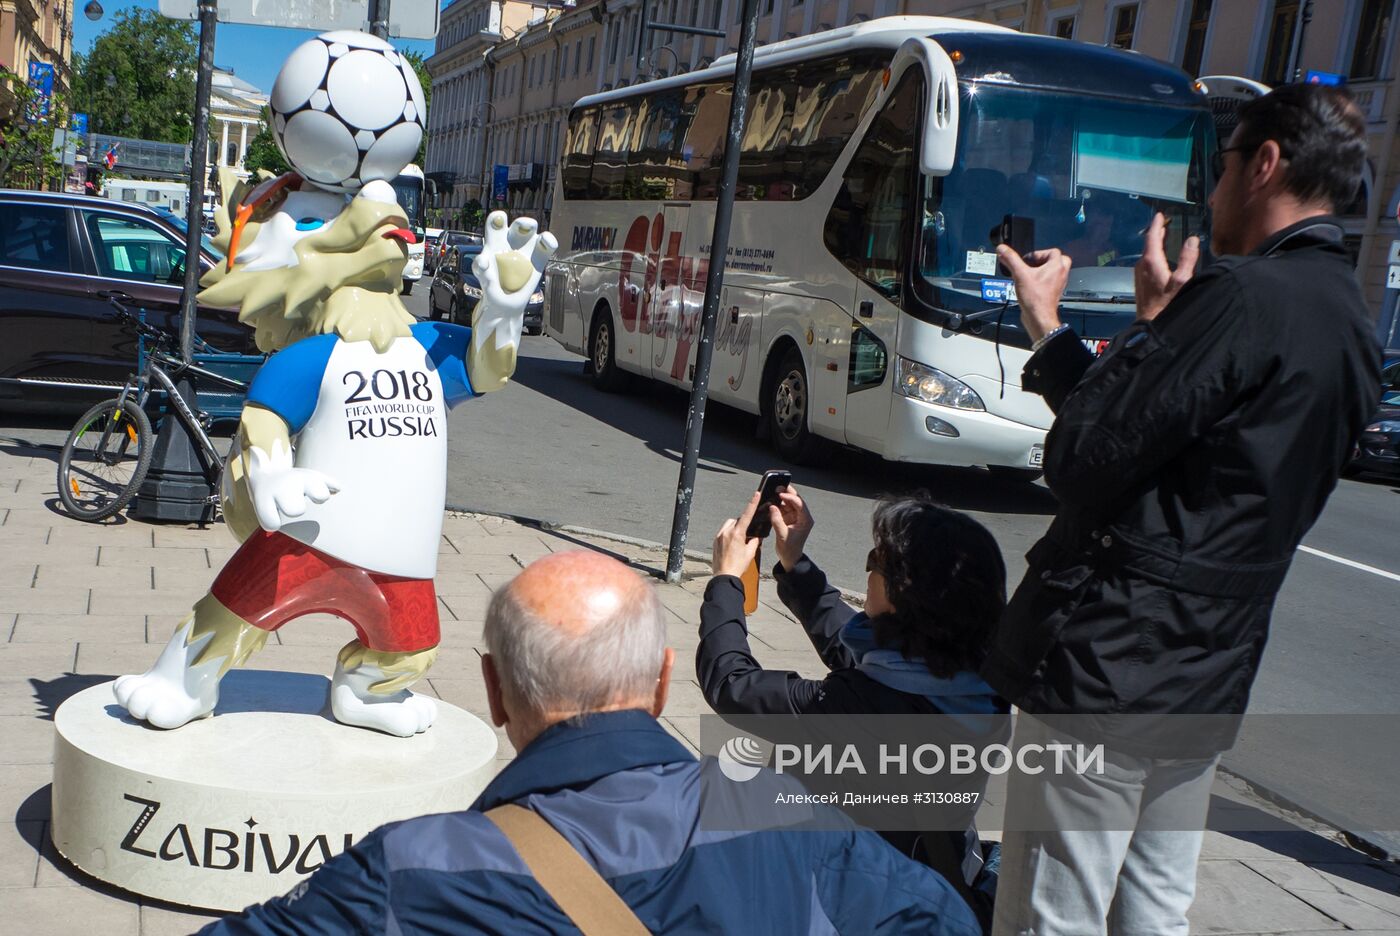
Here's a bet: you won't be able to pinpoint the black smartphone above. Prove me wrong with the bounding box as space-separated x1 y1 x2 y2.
993 214 1036 277
745 470 792 539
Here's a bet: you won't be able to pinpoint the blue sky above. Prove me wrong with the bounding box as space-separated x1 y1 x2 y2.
74 1 439 96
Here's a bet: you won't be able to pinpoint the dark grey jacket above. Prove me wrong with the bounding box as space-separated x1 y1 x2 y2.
981 217 1381 756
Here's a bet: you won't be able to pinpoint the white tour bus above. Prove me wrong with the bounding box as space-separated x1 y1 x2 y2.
544 16 1214 475
391 163 427 294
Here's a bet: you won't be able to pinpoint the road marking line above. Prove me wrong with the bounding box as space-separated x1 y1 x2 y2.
1298 545 1400 583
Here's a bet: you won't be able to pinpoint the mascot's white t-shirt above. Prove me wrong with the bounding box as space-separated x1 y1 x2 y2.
243 322 476 579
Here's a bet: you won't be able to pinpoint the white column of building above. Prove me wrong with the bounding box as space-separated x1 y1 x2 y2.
836 0 852 31
220 120 229 167
802 0 816 36
239 122 248 167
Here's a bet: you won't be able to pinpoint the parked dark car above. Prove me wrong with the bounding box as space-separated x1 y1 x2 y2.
0 190 259 410
428 240 544 335
1348 353 1400 479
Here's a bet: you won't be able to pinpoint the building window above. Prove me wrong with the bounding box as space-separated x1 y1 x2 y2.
1350 0 1393 80
764 0 775 14
1262 0 1300 85
711 0 722 30
1181 0 1213 76
1110 4 1138 50
560 46 568 78
586 37 595 74
1053 15 1075 39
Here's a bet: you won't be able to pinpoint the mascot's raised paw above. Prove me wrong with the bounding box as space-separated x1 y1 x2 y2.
472 210 558 337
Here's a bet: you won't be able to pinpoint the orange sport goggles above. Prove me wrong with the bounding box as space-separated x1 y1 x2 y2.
225 172 303 271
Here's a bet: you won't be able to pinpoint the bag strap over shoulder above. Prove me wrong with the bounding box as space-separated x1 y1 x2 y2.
485 803 652 936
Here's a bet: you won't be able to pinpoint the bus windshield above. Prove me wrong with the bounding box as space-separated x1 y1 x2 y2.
390 175 424 231
916 85 1212 341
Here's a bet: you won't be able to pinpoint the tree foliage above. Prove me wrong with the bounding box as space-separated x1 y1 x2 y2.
402 49 432 166
460 199 484 232
0 70 82 189
73 7 197 143
242 107 290 178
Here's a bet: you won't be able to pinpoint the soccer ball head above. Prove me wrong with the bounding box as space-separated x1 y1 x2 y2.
268 30 425 193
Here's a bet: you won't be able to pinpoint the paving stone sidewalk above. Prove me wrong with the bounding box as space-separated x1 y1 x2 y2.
0 437 1397 934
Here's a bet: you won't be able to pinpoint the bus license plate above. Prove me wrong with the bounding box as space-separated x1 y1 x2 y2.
1029 445 1044 467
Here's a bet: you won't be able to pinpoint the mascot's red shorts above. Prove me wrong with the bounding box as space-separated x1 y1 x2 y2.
210 530 440 653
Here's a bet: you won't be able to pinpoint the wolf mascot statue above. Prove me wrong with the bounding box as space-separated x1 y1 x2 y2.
113 31 555 736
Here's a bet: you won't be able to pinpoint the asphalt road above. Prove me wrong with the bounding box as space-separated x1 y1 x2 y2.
4 283 1396 852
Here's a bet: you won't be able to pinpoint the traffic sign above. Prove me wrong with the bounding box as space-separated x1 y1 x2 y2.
157 1 439 38
1388 265 1400 291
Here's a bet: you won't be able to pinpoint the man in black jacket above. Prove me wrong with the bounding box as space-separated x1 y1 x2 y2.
985 84 1382 936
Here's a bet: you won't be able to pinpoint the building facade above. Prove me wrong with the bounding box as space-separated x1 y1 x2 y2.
424 0 559 224
425 0 1400 331
0 0 74 94
207 67 267 176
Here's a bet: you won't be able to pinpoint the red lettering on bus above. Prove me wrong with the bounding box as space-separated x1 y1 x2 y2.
618 214 651 332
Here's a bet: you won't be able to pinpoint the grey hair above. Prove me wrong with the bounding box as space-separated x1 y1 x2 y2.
483 572 667 716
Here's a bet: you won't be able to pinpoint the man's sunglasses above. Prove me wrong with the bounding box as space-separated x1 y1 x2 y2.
1211 146 1251 178
1211 143 1288 178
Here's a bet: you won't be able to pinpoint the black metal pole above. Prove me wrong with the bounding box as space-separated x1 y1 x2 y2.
665 0 759 583
180 0 216 363
136 0 218 522
368 0 390 39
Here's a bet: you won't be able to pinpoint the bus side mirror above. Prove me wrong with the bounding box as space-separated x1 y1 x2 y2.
892 38 960 178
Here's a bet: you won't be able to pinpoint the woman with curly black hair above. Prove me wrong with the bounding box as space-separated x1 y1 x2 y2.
698 486 1011 930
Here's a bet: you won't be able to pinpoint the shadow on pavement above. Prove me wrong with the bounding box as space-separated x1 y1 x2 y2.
29 673 116 721
1208 792 1400 894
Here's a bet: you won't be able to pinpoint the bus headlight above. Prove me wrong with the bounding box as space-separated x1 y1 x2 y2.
895 357 985 411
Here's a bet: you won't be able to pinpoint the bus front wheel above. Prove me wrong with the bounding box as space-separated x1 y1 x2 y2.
768 348 828 465
590 312 629 392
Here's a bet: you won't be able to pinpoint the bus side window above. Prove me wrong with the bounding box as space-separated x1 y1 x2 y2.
683 81 732 200
628 90 686 200
738 68 796 201
789 63 881 200
823 69 923 301
562 106 599 201
849 324 887 392
591 102 636 200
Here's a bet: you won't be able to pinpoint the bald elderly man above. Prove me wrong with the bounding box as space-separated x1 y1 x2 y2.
205 551 980 935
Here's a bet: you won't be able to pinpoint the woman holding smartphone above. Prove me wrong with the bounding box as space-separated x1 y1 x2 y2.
700 487 1010 931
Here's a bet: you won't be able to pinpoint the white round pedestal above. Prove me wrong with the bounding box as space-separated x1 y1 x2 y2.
51 670 498 912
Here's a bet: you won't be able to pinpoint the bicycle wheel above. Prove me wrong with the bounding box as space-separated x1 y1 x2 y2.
57 399 154 522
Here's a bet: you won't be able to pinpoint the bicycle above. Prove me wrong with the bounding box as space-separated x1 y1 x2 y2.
57 299 250 522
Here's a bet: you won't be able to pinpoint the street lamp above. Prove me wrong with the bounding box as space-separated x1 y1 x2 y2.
644 45 681 80
84 1 104 21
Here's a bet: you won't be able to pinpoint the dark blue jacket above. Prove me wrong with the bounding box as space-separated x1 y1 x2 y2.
202 710 980 935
